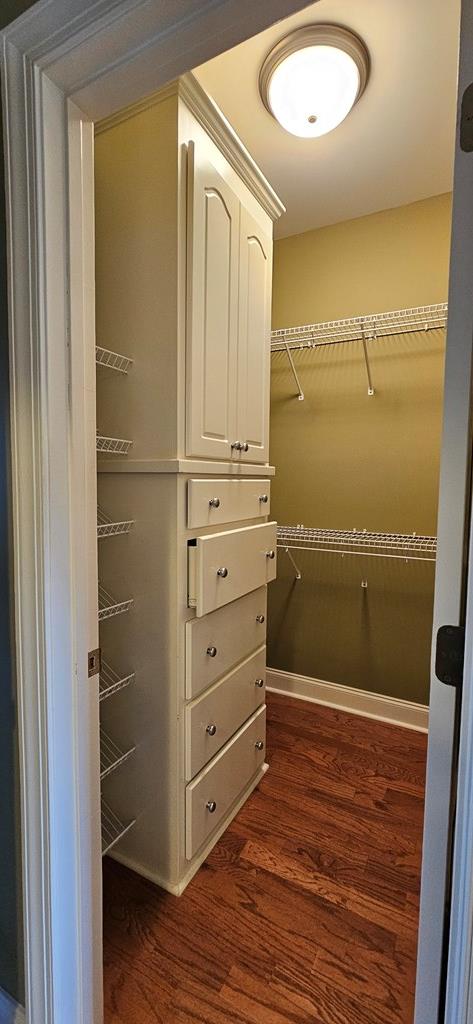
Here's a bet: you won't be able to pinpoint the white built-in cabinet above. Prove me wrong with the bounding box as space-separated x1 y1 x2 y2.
94 73 282 895
187 144 272 463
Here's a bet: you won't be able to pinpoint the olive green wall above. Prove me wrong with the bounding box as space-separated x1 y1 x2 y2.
268 193 452 705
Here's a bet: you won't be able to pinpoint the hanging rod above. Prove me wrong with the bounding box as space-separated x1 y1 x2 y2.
271 302 447 400
277 525 437 580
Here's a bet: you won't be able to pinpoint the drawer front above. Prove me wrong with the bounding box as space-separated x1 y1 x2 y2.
185 586 267 699
185 646 266 779
186 705 266 860
187 478 271 528
188 521 277 617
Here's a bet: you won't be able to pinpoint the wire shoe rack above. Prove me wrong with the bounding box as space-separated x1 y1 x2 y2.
97 506 134 539
98 583 133 621
99 660 135 702
96 345 133 374
100 728 135 781
96 434 133 455
271 302 448 400
101 799 136 856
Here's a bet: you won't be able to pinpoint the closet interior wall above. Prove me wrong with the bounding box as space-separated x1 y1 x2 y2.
269 193 452 706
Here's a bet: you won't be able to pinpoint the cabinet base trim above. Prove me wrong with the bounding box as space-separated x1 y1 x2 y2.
109 763 268 896
98 458 275 476
267 669 429 733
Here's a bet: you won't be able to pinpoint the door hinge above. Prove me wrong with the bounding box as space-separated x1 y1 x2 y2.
88 647 101 678
435 625 465 688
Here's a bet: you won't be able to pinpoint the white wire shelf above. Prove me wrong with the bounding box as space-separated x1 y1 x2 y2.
271 303 448 352
101 799 135 856
96 434 133 455
277 526 437 581
97 506 134 539
96 346 133 374
98 583 133 621
271 303 448 400
99 660 135 702
100 728 135 781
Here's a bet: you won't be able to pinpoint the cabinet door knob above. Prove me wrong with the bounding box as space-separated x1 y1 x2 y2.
242 442 249 452
266 550 275 560
209 497 220 509
255 678 264 688
256 614 265 624
259 494 269 504
206 724 217 736
217 567 228 578
255 740 264 751
206 646 217 657
206 800 217 813
231 441 243 451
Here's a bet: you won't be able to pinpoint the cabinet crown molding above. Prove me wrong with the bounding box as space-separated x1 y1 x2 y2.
96 71 285 222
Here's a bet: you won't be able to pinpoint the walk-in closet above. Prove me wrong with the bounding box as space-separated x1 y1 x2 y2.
89 2 459 1022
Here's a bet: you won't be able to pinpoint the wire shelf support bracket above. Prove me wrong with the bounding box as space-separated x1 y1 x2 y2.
271 302 448 401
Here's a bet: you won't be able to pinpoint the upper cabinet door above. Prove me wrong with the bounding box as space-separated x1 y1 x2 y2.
186 142 240 460
236 206 272 464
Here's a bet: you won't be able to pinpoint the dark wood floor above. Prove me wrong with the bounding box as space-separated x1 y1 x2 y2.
103 692 427 1024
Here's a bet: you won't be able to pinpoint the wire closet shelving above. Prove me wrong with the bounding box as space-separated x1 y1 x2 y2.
98 583 133 621
96 434 133 456
100 728 135 781
99 661 135 702
101 799 136 856
277 526 437 581
271 302 448 400
96 345 133 374
97 506 134 539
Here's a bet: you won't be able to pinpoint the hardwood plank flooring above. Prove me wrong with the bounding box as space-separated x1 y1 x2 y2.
103 692 427 1024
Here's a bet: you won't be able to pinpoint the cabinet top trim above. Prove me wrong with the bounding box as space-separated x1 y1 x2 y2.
95 72 285 222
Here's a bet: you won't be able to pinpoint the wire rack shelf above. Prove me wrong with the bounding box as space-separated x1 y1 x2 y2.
101 799 136 856
98 583 133 621
97 506 134 539
99 661 135 702
96 346 133 374
271 303 448 353
277 526 437 580
100 728 135 781
96 434 133 455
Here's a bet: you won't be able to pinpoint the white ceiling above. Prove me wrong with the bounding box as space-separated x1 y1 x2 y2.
194 0 460 238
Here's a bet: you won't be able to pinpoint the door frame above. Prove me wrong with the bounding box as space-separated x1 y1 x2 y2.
1 0 471 1022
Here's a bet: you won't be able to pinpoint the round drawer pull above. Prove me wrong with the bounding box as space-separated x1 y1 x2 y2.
256 614 265 624
266 550 275 560
231 441 244 451
255 678 264 688
255 740 264 751
206 724 217 736
259 494 269 504
217 567 228 578
206 646 217 658
209 497 220 509
206 800 217 813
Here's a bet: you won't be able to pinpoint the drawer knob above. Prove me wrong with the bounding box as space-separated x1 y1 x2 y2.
231 441 244 451
255 678 264 688
242 442 249 452
209 497 220 509
217 567 229 578
206 800 217 813
206 646 217 657
255 740 264 751
206 724 217 736
256 614 265 624
266 550 275 560
259 494 269 504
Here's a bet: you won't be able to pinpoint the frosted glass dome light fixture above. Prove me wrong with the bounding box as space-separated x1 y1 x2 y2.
259 25 370 139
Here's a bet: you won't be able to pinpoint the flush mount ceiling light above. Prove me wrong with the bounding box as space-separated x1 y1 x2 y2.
259 24 370 139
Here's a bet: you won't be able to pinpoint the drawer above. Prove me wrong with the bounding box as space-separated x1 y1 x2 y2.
187 478 271 528
188 521 277 617
185 586 267 699
186 705 266 860
185 646 266 779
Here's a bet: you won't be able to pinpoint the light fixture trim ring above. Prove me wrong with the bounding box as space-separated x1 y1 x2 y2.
259 23 370 124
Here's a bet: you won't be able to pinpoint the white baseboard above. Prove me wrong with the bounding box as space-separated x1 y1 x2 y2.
267 668 429 733
0 988 25 1024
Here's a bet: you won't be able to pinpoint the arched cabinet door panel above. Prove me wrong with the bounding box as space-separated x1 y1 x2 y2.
186 141 239 460
237 207 271 464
